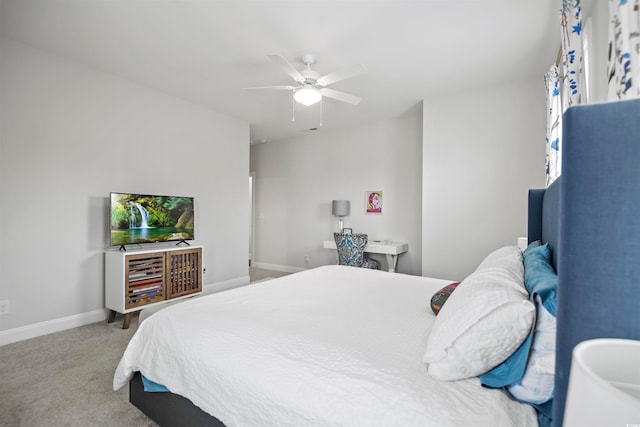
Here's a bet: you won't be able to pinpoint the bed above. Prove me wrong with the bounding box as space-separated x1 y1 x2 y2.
114 264 538 426
114 99 640 427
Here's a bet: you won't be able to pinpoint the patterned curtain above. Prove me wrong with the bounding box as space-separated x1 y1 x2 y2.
545 66 562 186
545 0 585 186
561 0 585 110
607 0 640 100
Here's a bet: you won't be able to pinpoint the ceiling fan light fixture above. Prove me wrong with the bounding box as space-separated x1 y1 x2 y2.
294 85 322 106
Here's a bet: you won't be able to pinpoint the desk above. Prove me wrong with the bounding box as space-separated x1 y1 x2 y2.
323 240 408 273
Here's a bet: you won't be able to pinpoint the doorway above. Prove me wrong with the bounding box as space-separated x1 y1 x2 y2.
249 172 255 266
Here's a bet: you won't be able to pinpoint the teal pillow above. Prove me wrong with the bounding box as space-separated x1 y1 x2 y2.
523 239 542 254
522 243 557 316
480 332 533 387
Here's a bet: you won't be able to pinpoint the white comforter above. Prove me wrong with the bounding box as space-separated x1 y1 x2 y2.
114 265 537 427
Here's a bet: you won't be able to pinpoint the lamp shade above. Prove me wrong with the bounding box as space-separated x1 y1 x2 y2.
332 200 350 217
563 338 640 426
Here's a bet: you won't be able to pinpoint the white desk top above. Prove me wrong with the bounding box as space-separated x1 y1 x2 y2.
323 240 408 255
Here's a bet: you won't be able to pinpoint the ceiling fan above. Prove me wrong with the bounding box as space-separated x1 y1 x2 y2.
244 53 365 107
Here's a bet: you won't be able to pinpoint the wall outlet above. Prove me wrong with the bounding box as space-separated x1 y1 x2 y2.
0 300 9 315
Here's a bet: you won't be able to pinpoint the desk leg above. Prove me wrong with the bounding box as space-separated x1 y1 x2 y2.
386 254 398 273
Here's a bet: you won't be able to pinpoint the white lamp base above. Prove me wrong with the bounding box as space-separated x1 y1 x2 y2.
563 338 640 426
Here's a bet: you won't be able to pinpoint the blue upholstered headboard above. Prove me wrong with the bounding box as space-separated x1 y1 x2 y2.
528 99 640 426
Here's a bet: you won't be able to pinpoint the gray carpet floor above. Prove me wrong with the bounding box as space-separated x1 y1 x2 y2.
0 269 290 426
0 316 156 427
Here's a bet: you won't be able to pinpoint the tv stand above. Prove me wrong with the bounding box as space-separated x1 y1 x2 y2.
105 245 203 329
175 239 191 247
118 243 145 252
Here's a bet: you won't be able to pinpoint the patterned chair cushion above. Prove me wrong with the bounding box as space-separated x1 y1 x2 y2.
333 232 379 269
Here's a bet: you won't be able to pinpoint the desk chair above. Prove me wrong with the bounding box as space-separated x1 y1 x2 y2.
333 232 380 269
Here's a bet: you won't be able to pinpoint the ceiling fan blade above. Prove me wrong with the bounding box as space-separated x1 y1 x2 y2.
268 54 305 83
317 64 365 86
319 88 362 105
243 85 296 91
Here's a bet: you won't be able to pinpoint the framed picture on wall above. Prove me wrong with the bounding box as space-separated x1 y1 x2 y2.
365 191 383 214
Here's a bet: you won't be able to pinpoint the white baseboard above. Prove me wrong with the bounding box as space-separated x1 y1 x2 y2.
0 275 251 347
252 262 306 274
0 308 109 347
202 275 250 294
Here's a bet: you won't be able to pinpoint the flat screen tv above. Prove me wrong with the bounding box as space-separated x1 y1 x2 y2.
110 192 195 247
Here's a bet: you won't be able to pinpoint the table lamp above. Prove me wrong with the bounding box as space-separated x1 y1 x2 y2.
332 200 350 231
563 338 640 426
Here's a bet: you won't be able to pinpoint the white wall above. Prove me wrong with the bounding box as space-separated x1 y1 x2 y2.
250 103 424 275
422 77 546 281
0 38 250 338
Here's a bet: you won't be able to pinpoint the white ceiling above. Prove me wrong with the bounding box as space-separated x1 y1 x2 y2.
0 0 561 143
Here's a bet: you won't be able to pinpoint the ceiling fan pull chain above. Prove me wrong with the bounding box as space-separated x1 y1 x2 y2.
292 93 296 122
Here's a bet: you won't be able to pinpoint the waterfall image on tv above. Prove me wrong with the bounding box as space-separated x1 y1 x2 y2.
110 193 195 246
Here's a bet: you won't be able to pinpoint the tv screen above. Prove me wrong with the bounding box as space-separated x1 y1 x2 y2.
110 193 195 246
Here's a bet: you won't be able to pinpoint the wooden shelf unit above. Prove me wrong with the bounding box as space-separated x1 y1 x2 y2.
105 245 203 328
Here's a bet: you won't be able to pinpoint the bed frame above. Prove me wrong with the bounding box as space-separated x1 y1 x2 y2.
129 99 640 427
130 372 224 426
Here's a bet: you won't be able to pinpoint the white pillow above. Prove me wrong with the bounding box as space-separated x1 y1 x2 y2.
476 245 524 276
423 247 534 381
